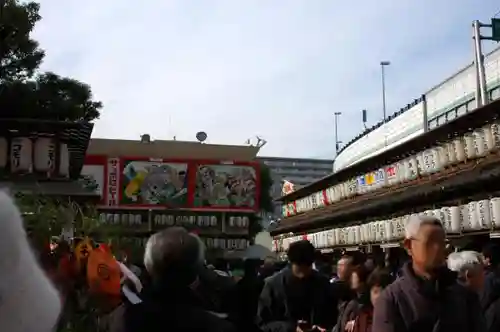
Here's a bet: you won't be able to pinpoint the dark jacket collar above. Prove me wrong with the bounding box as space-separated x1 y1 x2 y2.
141 281 206 309
401 262 457 297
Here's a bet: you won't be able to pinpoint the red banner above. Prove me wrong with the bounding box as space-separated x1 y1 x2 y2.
84 155 260 212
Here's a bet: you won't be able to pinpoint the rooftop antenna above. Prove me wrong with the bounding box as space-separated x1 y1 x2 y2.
362 109 368 129
255 136 267 148
334 112 342 156
168 115 174 140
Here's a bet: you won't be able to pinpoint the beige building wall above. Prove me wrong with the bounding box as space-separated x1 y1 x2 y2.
87 138 260 161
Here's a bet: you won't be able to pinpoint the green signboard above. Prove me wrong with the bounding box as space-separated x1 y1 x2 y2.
492 18 500 42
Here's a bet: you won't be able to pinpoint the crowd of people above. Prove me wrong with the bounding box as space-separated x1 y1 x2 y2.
2 190 500 332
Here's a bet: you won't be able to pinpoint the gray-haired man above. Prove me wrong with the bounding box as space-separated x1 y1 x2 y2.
372 215 485 332
111 227 235 332
447 251 486 292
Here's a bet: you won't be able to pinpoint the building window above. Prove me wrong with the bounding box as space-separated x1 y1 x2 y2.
446 109 456 122
466 100 476 112
457 104 467 117
438 114 447 126
491 87 500 101
428 119 438 129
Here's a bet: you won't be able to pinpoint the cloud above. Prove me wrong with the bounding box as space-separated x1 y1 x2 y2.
33 0 500 158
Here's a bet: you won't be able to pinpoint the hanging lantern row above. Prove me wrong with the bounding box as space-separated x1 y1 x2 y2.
274 197 500 252
0 136 70 177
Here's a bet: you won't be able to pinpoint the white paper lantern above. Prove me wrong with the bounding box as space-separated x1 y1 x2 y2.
453 137 466 162
440 207 451 233
384 219 393 241
59 143 70 177
366 223 373 242
483 124 495 152
473 129 487 157
327 230 335 247
446 142 457 164
429 148 441 173
340 184 347 199
341 182 348 198
334 228 340 245
349 227 356 245
423 149 437 174
393 218 400 240
405 157 419 181
10 137 32 173
378 221 386 242
476 200 492 229
433 209 443 221
364 224 371 243
450 206 461 233
366 223 372 243
490 123 500 151
461 204 471 231
371 223 378 242
357 176 367 195
490 198 500 228
318 232 325 248
316 232 326 248
34 137 56 172
353 226 361 244
375 168 387 189
463 133 476 159
437 145 449 170
386 164 398 186
359 225 365 243
344 227 350 245
309 233 316 248
396 161 406 183
338 228 345 245
468 201 479 230
416 153 426 175
0 137 7 168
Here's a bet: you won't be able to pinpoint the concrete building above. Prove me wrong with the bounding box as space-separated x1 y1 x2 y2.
87 137 260 161
257 156 333 220
334 46 500 172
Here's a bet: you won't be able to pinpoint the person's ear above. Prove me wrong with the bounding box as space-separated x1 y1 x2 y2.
403 238 412 256
465 270 472 282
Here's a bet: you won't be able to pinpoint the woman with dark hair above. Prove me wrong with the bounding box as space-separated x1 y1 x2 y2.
345 268 392 332
335 265 371 332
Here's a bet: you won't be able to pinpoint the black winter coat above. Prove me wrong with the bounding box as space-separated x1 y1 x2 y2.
256 267 336 332
372 262 485 332
481 268 500 332
110 283 236 332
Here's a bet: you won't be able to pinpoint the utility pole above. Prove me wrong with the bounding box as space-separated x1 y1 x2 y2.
0 0 6 83
472 18 500 108
380 61 390 123
334 112 342 156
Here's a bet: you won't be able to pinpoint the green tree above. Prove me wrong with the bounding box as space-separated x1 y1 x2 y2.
0 0 102 121
0 0 44 82
258 162 274 213
14 193 103 240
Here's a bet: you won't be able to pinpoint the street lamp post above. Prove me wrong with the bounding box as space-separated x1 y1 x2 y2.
334 112 342 156
380 61 390 123
471 19 500 108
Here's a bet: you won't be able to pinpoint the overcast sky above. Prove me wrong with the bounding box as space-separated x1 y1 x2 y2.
34 1 500 159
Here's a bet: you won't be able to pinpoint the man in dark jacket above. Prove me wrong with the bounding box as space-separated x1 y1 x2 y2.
372 215 485 332
481 244 500 332
111 227 235 332
256 240 336 332
230 259 265 332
